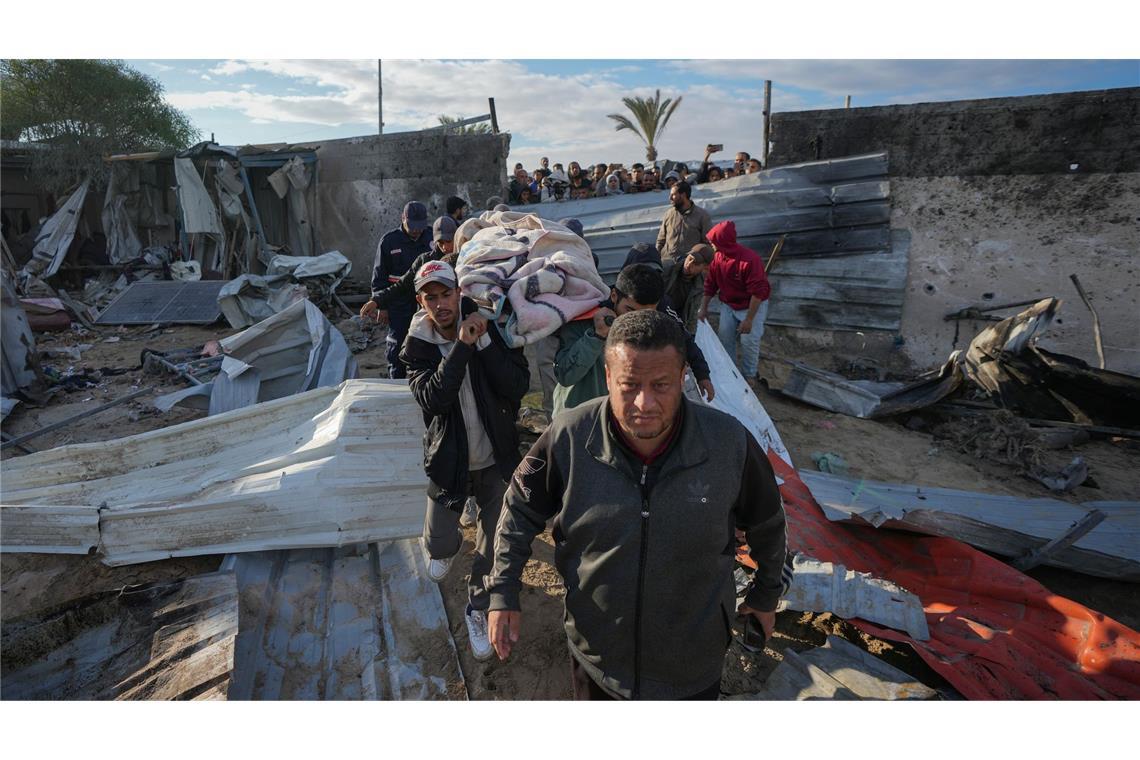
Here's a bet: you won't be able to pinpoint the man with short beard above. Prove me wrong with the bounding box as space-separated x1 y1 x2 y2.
486 309 788 700
400 260 530 661
656 181 712 264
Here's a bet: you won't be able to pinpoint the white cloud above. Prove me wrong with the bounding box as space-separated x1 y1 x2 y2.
200 74 212 81
149 62 174 72
168 59 782 169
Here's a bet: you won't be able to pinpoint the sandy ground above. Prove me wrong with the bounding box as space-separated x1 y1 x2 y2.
2 317 1136 699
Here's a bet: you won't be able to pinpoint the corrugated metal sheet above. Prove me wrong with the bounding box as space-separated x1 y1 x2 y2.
0 380 427 565
223 540 465 700
802 470 1140 581
779 555 930 641
0 571 238 700
513 153 903 332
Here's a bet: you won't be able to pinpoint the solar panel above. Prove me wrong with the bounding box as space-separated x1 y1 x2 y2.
95 281 226 325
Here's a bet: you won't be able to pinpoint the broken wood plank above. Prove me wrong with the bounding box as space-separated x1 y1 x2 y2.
0 386 155 451
1011 509 1107 572
1069 273 1106 370
0 571 238 700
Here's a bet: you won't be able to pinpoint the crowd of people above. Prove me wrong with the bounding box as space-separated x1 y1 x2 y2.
359 176 784 701
505 146 763 205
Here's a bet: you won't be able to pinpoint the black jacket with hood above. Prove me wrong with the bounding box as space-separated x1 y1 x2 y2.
400 297 530 508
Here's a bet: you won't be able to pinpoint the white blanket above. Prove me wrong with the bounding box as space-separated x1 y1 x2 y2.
454 211 607 347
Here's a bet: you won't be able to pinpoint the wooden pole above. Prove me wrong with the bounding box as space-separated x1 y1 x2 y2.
762 80 772 168
488 97 499 134
765 235 786 273
845 95 852 109
1069 273 1106 369
377 60 383 136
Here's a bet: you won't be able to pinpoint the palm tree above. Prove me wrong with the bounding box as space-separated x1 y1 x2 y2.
437 114 491 135
606 89 683 163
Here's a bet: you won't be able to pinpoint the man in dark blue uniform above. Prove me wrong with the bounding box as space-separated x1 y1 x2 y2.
366 200 432 378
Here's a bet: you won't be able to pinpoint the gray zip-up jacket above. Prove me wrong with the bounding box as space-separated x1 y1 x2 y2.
488 396 787 700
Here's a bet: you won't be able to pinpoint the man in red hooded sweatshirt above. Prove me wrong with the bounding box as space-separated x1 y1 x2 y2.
697 220 770 379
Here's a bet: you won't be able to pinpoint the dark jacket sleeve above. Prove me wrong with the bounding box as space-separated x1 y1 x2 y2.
402 338 475 417
735 430 788 612
373 250 428 308
370 237 388 297
487 429 565 611
697 160 712 184
480 329 531 405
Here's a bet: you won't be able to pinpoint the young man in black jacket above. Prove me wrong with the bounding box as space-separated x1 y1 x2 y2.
400 259 530 661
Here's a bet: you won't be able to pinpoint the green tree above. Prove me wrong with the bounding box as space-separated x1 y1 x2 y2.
1 59 199 194
437 114 491 135
606 89 683 163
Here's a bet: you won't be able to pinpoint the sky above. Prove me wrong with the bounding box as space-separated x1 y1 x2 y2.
127 59 1140 172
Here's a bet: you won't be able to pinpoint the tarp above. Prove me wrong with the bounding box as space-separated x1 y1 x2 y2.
692 322 1140 699
267 155 315 258
18 179 89 282
174 157 224 270
102 162 144 265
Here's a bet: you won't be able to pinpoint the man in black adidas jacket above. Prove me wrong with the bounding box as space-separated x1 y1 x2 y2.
488 309 788 699
400 259 529 661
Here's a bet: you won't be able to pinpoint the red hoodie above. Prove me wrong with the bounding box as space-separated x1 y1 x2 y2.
703 220 770 310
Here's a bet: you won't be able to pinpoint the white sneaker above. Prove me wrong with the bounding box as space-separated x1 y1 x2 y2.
465 605 494 661
423 537 457 583
459 496 478 528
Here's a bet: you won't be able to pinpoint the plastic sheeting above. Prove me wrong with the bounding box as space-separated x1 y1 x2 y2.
102 162 144 265
217 274 309 329
18 180 89 283
174 157 224 270
267 156 315 258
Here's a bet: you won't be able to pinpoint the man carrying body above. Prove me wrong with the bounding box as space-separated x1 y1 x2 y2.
552 263 714 417
487 309 788 699
364 201 432 379
361 215 458 327
663 243 714 333
698 220 771 381
400 260 530 661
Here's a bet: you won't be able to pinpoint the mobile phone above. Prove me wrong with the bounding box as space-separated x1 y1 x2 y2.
740 615 767 652
707 143 723 153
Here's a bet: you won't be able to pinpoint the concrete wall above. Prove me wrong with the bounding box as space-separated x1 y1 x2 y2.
761 89 1140 375
315 130 511 282
768 88 1140 176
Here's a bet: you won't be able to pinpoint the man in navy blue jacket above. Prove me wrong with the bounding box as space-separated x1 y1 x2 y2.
368 201 432 378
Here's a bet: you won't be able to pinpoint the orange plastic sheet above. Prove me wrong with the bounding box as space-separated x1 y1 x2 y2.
764 452 1140 700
